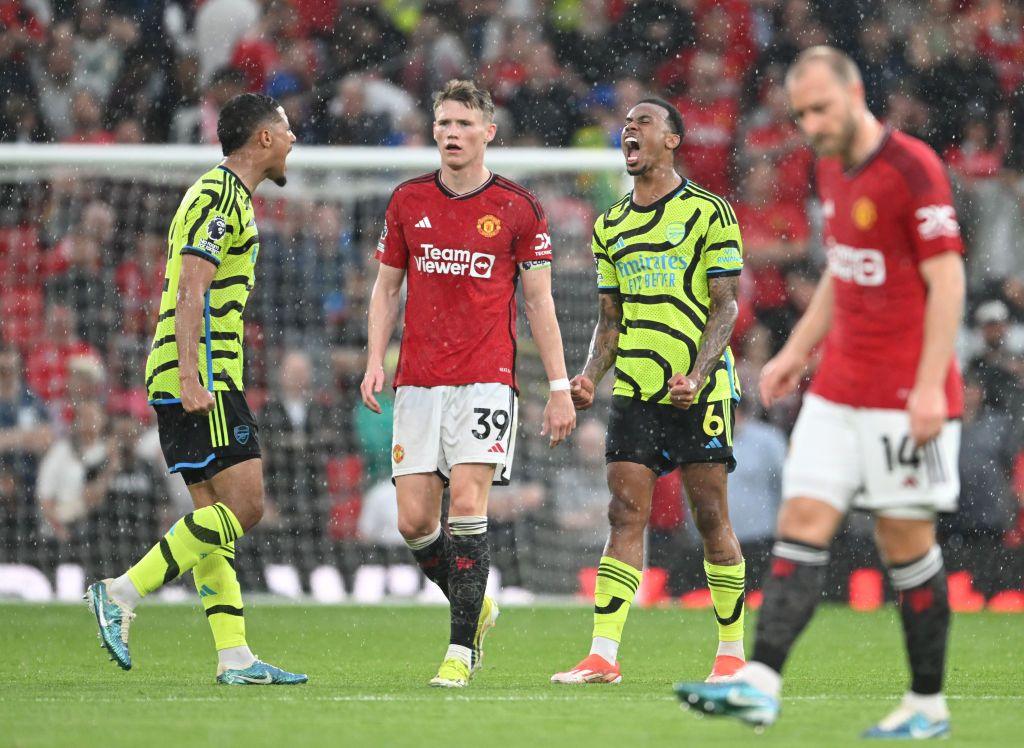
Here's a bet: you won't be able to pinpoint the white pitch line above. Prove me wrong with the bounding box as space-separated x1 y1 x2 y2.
5 694 1021 705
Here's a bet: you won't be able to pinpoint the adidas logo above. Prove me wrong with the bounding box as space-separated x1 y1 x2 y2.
487 443 505 454
704 437 723 449
198 585 217 597
415 216 432 228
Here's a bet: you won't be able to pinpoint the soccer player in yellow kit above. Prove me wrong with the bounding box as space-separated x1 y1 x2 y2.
85 93 306 685
551 98 747 685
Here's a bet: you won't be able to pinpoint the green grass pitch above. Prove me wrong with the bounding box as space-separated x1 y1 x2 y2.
1 603 1021 747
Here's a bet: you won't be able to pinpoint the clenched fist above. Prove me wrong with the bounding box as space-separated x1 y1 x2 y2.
570 375 595 410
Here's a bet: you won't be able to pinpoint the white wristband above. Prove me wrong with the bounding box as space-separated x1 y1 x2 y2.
549 378 571 392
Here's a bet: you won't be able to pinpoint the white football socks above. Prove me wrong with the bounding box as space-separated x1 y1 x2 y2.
446 644 472 668
904 691 949 720
590 636 619 664
716 639 745 659
108 574 142 610
218 645 257 670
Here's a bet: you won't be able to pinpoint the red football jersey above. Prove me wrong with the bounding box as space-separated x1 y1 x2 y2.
810 129 964 415
376 171 551 389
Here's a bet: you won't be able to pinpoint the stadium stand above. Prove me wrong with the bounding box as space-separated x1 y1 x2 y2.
0 0 1022 608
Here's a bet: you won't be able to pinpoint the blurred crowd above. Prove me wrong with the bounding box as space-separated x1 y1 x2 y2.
2 1 1024 164
2 0 1024 604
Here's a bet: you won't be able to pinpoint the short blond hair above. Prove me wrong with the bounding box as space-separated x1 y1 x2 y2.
787 45 863 87
432 79 495 121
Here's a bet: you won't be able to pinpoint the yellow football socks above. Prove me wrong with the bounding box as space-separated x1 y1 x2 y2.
127 502 243 597
193 542 247 650
705 558 746 642
592 555 643 643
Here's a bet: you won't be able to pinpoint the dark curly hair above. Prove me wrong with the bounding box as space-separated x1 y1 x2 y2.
217 93 283 156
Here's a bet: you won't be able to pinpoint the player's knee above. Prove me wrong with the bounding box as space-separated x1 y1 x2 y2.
236 496 263 531
607 493 645 531
448 495 483 518
874 517 936 565
397 515 437 540
690 502 727 538
776 498 838 546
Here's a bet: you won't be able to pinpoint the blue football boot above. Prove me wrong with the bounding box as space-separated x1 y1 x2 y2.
85 579 135 671
217 658 309 685
674 679 780 728
862 698 951 740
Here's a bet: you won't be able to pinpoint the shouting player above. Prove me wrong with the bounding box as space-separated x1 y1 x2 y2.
360 80 576 687
85 94 307 685
551 98 747 685
675 47 964 739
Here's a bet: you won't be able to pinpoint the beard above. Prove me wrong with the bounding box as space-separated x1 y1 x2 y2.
813 112 858 158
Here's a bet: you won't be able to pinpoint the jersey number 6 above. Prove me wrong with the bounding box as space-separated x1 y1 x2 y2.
702 402 726 437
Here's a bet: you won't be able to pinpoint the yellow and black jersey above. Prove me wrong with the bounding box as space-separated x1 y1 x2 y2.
592 180 743 405
146 165 259 402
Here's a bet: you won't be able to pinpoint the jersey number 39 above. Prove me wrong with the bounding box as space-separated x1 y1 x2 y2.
472 408 510 440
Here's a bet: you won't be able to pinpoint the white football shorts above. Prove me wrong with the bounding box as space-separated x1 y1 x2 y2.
391 383 518 485
782 393 960 519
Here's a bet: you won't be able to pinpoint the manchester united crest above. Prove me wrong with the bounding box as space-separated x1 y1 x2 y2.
477 214 501 238
852 197 877 230
392 444 405 463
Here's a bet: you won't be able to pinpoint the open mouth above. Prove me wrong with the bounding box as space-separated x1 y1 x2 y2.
624 136 640 166
445 143 462 153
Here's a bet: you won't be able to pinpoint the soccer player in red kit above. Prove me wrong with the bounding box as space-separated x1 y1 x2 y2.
360 80 576 688
676 47 965 739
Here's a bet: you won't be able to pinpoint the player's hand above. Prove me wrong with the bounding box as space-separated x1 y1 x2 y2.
360 365 386 414
668 373 698 409
541 390 576 447
569 374 595 410
180 377 215 415
759 348 807 406
907 383 947 447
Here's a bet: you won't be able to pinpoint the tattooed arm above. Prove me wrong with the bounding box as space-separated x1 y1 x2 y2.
669 275 739 409
570 292 623 410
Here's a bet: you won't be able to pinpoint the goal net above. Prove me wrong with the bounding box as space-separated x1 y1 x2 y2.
0 144 626 601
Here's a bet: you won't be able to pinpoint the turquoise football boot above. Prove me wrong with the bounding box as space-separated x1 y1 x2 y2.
85 579 135 671
674 679 780 728
217 658 309 685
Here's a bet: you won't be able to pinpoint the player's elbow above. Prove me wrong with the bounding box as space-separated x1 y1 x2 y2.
711 299 739 328
175 281 204 311
523 291 554 320
381 278 405 300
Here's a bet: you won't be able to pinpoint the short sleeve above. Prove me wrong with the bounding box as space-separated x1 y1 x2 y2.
375 195 409 268
513 197 552 268
705 206 744 279
592 220 618 292
902 149 964 263
181 209 233 267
